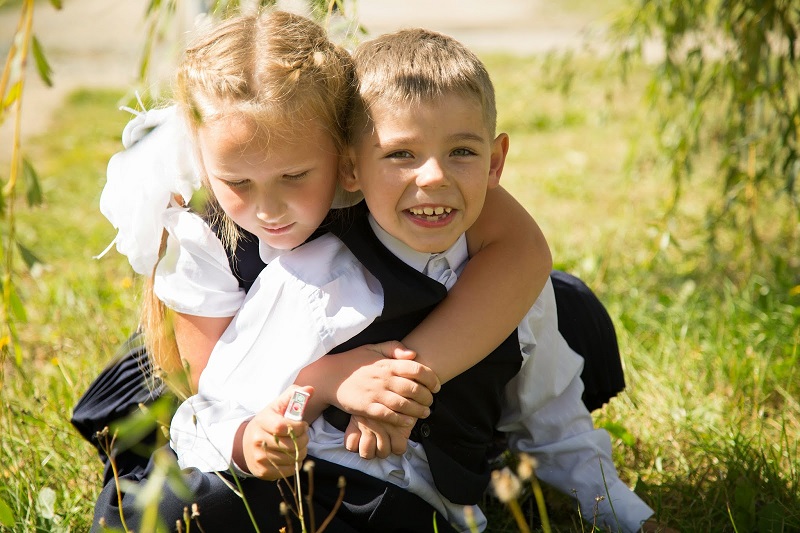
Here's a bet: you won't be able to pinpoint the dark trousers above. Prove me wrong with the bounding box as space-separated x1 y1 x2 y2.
74 271 623 532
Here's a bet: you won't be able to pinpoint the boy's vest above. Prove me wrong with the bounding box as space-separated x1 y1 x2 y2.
224 203 522 504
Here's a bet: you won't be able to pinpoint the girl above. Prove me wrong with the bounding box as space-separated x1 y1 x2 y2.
85 9 562 532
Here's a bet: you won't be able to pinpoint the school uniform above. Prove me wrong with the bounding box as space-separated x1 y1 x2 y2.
74 210 634 532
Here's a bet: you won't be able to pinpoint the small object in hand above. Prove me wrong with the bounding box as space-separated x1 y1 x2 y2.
284 390 310 421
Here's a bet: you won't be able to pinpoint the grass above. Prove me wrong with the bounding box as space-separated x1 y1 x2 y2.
0 51 798 533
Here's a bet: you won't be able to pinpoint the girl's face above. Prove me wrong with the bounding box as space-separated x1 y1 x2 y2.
198 116 339 250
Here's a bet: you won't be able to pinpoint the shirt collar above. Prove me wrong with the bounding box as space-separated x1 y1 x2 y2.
367 214 469 274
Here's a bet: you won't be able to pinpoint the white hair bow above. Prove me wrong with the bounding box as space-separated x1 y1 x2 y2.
96 103 202 275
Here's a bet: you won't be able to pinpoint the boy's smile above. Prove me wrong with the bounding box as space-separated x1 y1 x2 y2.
345 93 508 253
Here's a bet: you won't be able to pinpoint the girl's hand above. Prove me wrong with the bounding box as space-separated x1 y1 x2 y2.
333 341 440 427
236 386 313 480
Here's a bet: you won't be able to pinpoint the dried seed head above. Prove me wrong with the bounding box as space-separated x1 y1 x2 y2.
191 503 200 518
491 467 522 503
337 475 346 489
303 459 315 473
279 501 289 516
517 452 538 481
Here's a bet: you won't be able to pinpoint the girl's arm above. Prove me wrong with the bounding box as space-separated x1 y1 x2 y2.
174 313 234 392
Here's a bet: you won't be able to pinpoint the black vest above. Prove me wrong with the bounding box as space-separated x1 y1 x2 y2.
224 203 522 504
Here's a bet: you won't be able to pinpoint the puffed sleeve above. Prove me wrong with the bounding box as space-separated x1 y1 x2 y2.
153 208 245 317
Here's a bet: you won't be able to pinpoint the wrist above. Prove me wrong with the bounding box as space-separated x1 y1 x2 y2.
231 420 252 475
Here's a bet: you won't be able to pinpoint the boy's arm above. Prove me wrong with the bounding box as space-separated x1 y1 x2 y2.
403 185 551 382
303 187 551 458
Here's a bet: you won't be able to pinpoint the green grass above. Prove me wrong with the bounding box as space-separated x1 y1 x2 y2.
0 52 798 533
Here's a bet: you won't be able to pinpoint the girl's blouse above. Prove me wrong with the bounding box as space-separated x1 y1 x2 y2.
153 209 245 317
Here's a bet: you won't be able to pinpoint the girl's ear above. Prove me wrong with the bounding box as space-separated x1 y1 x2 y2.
487 133 509 189
339 147 361 192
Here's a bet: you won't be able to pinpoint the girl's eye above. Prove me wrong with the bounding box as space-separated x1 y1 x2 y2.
452 148 476 157
225 179 250 189
386 150 412 159
284 171 309 181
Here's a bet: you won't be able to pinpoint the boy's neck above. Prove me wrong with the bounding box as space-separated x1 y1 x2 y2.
367 214 468 274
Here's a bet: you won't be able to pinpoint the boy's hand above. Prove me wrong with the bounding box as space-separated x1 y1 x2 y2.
334 341 440 427
236 386 313 480
344 414 415 458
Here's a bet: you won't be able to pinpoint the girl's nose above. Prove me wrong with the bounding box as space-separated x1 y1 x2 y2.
416 158 448 188
255 190 284 222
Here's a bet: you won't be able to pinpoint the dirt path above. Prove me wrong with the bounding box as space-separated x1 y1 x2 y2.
0 0 606 162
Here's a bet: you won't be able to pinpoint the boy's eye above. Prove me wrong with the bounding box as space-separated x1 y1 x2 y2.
451 148 476 156
386 150 413 159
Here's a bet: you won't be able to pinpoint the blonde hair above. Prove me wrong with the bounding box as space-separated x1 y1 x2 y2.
350 28 497 142
144 10 355 391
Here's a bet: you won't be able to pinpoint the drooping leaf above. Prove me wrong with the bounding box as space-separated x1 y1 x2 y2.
0 497 14 527
16 240 43 269
22 158 43 207
7 281 27 323
32 36 53 88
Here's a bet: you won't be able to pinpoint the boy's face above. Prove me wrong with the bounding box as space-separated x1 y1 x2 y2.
344 93 508 253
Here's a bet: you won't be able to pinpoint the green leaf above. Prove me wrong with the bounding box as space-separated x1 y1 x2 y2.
7 282 27 323
31 36 53 88
2 81 21 112
0 497 14 527
22 158 43 207
110 407 160 453
48 0 62 9
110 396 174 452
598 421 636 447
16 240 43 269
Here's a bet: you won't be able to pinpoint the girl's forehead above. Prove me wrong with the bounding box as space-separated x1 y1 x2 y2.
200 114 334 151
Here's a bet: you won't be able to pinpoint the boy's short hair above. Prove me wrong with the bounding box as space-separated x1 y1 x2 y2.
349 28 497 141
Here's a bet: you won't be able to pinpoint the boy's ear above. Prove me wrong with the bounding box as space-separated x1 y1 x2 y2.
339 147 361 192
487 133 509 189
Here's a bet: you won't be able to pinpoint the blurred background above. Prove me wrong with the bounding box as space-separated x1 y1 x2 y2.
0 1 797 531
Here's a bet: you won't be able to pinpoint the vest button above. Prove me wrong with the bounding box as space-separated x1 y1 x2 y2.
420 423 431 437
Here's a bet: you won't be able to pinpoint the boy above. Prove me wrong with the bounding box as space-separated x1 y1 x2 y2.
172 28 662 532
307 28 658 532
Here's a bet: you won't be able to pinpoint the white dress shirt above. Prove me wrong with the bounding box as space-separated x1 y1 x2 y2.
162 213 653 533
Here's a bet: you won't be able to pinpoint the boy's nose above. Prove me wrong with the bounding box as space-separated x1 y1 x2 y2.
416 158 448 188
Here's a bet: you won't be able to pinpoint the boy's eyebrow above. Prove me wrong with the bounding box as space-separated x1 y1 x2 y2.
373 131 487 148
447 132 487 143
